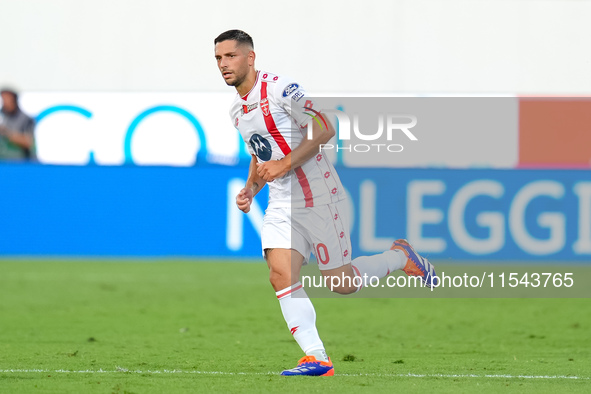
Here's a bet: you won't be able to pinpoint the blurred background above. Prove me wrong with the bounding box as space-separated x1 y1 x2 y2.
1 0 590 262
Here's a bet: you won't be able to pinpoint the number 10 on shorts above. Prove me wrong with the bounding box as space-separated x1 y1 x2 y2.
316 243 330 265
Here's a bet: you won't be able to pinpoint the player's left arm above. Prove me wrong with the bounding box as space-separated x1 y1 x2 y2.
256 81 334 182
289 114 335 169
256 118 333 182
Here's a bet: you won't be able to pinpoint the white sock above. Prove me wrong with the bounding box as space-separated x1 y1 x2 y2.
276 282 328 361
351 250 406 289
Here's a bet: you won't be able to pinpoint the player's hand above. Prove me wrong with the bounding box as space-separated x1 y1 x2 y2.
256 158 290 182
236 187 254 213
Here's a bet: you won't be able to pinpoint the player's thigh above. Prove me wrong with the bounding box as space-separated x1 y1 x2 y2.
294 201 358 294
265 248 305 291
294 202 352 271
261 207 312 262
261 207 308 291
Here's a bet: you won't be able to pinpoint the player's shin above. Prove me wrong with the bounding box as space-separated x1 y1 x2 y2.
276 282 328 362
351 250 406 290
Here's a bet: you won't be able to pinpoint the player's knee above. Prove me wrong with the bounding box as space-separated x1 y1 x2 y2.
268 269 282 285
322 270 359 295
322 274 359 295
330 285 358 295
269 268 291 290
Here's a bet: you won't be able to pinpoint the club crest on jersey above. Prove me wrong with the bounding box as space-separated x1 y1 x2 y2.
260 97 270 116
282 83 299 97
242 102 258 115
250 133 272 161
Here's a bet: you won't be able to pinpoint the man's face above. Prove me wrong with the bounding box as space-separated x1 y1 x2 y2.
214 40 253 88
1 92 17 113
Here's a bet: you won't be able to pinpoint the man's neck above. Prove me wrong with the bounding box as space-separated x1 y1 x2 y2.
236 69 258 98
1 108 18 116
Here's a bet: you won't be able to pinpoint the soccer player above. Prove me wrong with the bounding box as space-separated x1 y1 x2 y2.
214 30 438 376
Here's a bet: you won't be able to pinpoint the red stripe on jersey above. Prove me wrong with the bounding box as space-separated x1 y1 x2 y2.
295 167 314 207
260 81 314 207
260 81 291 156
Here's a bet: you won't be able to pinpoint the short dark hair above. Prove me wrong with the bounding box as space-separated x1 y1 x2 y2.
214 30 254 49
0 87 19 108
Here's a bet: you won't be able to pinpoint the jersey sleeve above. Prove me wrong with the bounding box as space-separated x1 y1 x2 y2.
275 79 318 129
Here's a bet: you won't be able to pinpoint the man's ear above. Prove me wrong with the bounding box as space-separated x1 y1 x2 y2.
249 50 256 66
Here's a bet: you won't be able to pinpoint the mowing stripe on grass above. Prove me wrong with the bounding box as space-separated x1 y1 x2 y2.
1 369 588 380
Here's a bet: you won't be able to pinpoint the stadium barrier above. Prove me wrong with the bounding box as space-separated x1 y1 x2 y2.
2 163 590 261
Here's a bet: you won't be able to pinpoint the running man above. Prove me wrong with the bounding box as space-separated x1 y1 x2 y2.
214 29 437 376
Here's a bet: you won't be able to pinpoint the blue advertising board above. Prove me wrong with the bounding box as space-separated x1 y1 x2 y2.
343 168 591 261
1 164 590 261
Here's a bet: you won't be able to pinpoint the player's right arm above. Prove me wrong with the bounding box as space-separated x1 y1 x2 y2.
236 154 267 213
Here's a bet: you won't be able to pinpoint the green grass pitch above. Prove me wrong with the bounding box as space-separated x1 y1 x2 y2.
0 259 589 393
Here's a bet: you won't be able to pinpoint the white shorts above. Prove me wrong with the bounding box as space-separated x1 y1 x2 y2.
261 200 352 270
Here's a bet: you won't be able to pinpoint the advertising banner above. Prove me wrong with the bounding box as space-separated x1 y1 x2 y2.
1 164 589 261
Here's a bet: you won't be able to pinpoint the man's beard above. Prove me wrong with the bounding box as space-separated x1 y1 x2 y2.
227 73 246 88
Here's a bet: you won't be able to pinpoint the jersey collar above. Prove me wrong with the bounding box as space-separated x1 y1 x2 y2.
240 71 260 101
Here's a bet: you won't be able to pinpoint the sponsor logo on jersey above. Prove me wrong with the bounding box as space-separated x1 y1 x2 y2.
291 90 304 102
282 83 299 97
260 98 270 116
241 102 258 115
249 133 272 161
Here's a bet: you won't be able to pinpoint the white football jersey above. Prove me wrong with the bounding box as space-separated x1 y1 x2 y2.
230 71 345 208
